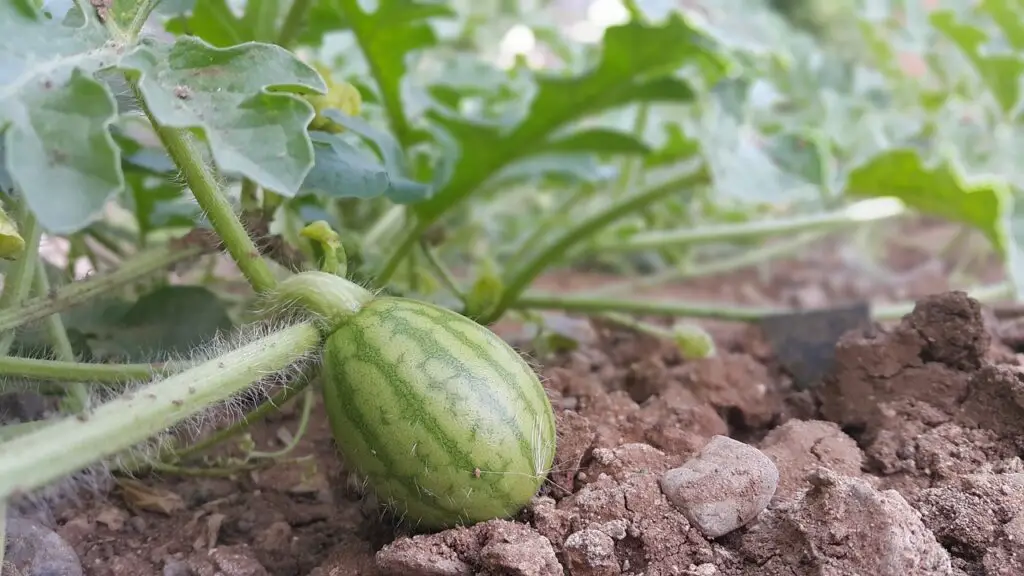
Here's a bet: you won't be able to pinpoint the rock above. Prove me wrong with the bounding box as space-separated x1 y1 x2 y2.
4 516 83 576
208 546 268 576
659 435 778 538
563 529 619 576
162 559 191 576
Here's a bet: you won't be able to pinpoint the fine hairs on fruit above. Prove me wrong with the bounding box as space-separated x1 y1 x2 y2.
0 316 319 527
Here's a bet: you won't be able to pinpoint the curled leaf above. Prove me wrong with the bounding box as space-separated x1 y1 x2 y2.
307 63 363 134
463 260 504 321
300 219 347 276
672 322 716 360
0 203 25 260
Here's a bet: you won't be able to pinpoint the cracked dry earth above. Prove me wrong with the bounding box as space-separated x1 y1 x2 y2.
6 290 1024 576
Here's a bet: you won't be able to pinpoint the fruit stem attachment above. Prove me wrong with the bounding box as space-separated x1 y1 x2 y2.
269 271 375 333
0 321 322 500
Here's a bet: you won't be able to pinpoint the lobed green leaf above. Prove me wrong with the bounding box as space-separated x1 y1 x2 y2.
413 13 726 223
325 0 456 145
930 9 1024 114
0 0 125 234
845 149 1012 257
120 36 327 196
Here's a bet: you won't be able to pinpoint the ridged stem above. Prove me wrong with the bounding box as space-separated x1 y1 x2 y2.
0 356 168 384
0 321 322 500
32 260 90 412
0 243 204 334
483 166 711 325
0 201 42 356
597 197 906 253
130 83 277 295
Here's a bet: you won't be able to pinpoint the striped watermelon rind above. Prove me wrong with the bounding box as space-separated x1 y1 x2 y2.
320 296 557 530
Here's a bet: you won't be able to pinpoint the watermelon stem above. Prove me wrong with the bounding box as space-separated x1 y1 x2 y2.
0 321 322 502
269 271 376 333
130 81 278 295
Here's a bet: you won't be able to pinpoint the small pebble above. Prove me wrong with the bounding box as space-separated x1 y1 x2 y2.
563 529 619 576
4 516 83 576
659 435 778 538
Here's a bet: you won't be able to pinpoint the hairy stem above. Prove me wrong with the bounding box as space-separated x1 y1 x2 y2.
0 356 168 384
375 219 424 287
513 292 784 321
132 85 278 294
335 0 413 146
277 0 315 47
506 184 595 272
419 241 464 301
0 500 6 574
33 261 90 412
517 281 1015 324
484 166 711 324
599 197 906 253
0 321 322 500
592 231 827 296
0 202 42 356
165 371 313 465
0 243 204 334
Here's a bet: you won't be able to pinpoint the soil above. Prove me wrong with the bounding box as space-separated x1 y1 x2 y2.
4 219 1023 576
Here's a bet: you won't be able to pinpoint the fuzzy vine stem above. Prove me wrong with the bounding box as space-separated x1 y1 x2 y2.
0 201 42 356
0 500 6 576
277 0 315 47
248 387 315 459
592 230 828 296
513 293 784 321
0 321 322 500
0 243 204 334
419 240 464 301
598 197 907 253
33 260 91 412
130 84 277 294
156 368 315 466
514 281 1014 323
482 166 711 325
0 356 168 384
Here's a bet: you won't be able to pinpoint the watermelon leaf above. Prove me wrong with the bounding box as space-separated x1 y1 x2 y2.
119 36 326 197
163 0 289 46
412 13 726 224
930 8 1024 114
321 0 455 145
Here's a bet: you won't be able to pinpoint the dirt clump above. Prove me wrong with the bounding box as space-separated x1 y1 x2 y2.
374 519 561 576
732 468 953 576
914 472 1024 575
757 419 864 504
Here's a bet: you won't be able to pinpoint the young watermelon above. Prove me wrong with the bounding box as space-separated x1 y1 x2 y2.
318 294 557 530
